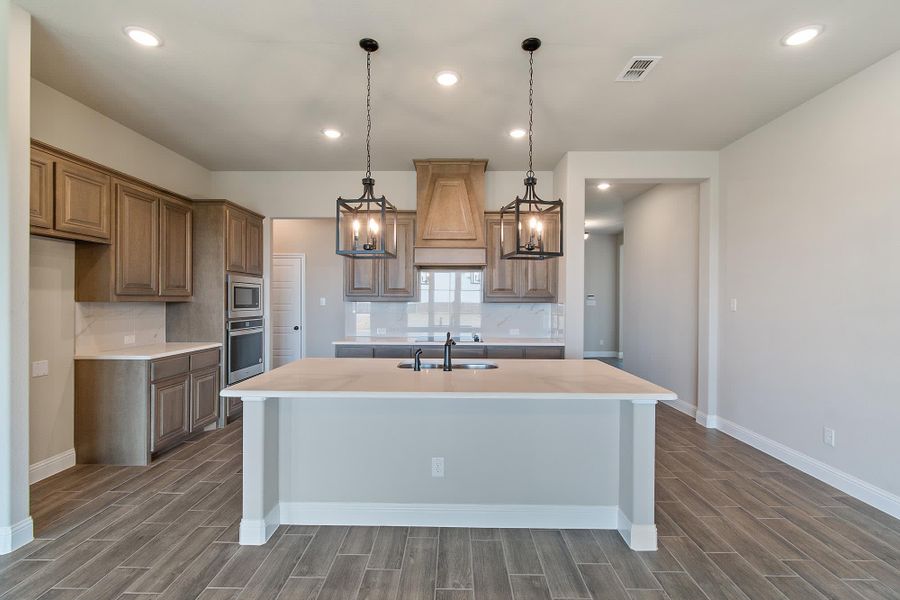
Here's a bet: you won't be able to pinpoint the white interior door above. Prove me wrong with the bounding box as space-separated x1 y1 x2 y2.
271 255 304 367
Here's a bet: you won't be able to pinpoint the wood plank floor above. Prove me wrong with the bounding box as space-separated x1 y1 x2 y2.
3 404 899 600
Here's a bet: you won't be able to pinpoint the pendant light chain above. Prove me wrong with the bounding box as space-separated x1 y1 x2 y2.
527 49 535 177
365 49 372 179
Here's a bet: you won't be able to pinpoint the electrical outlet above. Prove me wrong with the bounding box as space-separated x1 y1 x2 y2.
730 298 738 312
320 297 326 306
509 328 520 336
31 360 49 378
376 328 387 335
823 427 836 447
124 334 136 345
431 457 445 478
599 339 605 346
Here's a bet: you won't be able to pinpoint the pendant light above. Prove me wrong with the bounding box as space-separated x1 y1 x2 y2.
336 38 398 258
499 38 563 260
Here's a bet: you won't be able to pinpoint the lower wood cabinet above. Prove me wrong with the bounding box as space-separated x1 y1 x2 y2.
334 344 564 359
75 347 221 465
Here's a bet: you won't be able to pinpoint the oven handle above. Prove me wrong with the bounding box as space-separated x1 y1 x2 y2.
228 327 264 337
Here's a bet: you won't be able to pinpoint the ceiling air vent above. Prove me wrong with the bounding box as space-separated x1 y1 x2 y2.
616 56 662 82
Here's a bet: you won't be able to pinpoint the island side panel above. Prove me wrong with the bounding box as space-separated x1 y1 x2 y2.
275 395 622 528
240 396 280 545
618 399 658 551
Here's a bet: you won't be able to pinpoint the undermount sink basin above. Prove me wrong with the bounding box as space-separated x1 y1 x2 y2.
398 360 499 370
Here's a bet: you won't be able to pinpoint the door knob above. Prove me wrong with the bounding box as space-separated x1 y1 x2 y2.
293 326 300 331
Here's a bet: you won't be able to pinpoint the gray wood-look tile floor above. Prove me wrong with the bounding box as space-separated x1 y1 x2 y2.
3 405 899 600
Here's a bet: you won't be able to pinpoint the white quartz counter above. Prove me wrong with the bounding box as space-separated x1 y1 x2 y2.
222 357 675 401
333 337 565 347
74 342 222 361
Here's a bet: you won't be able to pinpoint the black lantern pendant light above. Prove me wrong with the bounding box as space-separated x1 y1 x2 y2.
500 38 563 260
336 38 398 258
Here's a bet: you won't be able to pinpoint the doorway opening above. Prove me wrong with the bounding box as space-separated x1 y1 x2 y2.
583 180 701 416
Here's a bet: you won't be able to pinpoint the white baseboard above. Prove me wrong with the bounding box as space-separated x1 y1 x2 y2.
279 502 619 530
617 509 657 551
715 416 900 520
695 410 718 429
29 449 76 484
617 352 624 360
584 351 620 359
0 517 34 555
663 399 697 419
239 504 281 545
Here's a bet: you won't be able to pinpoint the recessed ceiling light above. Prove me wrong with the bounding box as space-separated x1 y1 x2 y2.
321 129 342 139
124 26 162 47
509 128 527 139
597 182 611 191
435 71 460 86
782 25 823 46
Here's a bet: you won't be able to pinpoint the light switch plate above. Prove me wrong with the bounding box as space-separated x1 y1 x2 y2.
32 360 49 378
124 334 136 345
376 328 387 335
509 328 520 336
320 297 327 306
431 457 445 478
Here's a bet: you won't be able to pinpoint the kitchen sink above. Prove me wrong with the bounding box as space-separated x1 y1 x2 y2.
397 360 499 370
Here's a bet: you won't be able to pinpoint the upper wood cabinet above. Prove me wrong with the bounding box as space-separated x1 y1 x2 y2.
483 213 558 303
30 148 55 230
344 212 417 301
30 145 112 243
55 159 112 242
226 206 264 276
160 197 193 297
115 182 160 296
76 179 194 302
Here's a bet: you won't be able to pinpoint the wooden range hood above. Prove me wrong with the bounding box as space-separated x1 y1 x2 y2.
413 159 488 267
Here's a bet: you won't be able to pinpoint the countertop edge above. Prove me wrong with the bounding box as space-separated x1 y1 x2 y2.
75 342 223 361
219 389 675 402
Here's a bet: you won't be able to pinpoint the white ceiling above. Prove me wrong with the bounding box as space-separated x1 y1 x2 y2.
584 181 657 234
19 0 900 171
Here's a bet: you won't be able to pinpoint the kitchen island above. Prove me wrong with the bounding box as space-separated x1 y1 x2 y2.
221 358 675 551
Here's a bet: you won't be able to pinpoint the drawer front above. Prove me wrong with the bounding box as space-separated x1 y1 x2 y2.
335 345 374 358
524 346 565 359
190 348 220 372
373 346 413 359
485 346 525 359
151 355 191 382
452 347 486 359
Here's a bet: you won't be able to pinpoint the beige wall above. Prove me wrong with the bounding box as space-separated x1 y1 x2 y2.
583 233 619 354
272 219 344 358
622 183 699 409
29 237 75 466
31 79 212 198
719 49 900 500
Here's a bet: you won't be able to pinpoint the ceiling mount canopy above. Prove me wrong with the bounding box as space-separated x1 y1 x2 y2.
499 37 564 260
336 37 398 258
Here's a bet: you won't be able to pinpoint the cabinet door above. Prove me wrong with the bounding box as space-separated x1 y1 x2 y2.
483 215 521 301
190 367 219 431
227 397 242 419
30 148 55 230
520 214 559 301
381 214 416 299
152 375 190 452
225 208 247 273
344 257 380 298
115 182 160 296
245 216 264 276
160 196 193 297
54 159 112 241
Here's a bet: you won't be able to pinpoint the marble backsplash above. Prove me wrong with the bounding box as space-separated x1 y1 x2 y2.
346 302 565 339
75 302 166 354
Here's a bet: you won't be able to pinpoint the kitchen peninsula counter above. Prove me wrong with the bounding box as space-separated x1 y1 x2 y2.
223 358 674 551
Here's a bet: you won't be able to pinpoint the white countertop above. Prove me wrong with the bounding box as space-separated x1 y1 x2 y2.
222 358 676 401
333 337 565 347
74 342 222 361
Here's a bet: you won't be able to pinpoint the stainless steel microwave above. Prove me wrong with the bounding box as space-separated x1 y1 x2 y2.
227 274 263 319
